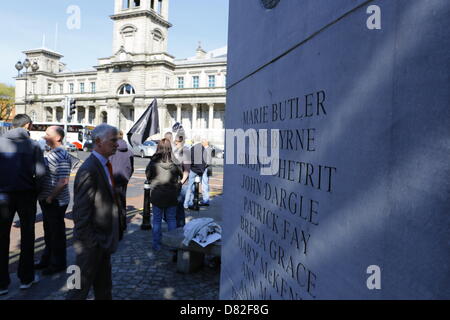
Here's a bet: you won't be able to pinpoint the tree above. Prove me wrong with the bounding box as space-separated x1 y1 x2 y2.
0 83 15 121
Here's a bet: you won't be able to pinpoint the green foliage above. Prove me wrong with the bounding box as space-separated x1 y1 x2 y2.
0 83 15 120
0 83 15 99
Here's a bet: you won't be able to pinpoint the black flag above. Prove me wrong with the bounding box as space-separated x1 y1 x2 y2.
127 99 160 147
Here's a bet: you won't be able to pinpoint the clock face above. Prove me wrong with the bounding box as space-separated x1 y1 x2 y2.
261 0 280 9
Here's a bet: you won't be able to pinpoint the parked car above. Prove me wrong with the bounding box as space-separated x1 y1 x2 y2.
65 142 78 152
210 145 224 159
82 140 94 152
131 140 157 158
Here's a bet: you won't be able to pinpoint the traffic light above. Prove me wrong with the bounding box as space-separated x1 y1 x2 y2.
69 99 77 116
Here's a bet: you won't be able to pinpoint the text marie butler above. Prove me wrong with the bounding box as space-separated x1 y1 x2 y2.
242 90 326 126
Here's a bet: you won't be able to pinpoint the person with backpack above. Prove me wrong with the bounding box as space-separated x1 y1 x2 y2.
145 139 182 251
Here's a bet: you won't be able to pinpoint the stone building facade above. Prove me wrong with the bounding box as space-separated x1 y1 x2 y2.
14 0 226 146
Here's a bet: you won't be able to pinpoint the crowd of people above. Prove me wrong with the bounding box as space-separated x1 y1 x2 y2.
0 114 213 300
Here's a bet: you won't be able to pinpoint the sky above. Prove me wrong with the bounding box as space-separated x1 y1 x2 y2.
0 0 229 86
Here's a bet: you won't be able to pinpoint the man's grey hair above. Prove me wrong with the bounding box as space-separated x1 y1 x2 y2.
92 124 118 145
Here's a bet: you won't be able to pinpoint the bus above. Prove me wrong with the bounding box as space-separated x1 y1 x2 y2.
0 121 12 136
30 122 95 150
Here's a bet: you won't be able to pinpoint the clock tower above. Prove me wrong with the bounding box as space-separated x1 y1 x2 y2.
111 0 171 55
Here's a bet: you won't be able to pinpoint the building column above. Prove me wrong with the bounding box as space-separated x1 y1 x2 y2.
84 107 89 124
134 103 146 123
108 104 120 128
159 104 167 133
176 104 182 123
192 104 198 130
208 103 214 129
88 107 94 124
95 107 101 125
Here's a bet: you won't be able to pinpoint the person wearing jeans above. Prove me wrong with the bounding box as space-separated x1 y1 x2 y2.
151 206 177 251
145 139 182 251
184 139 212 208
201 168 210 205
173 135 190 228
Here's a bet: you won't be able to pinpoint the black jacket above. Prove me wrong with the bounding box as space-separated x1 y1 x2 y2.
0 128 46 193
189 143 207 175
145 156 182 208
109 139 134 186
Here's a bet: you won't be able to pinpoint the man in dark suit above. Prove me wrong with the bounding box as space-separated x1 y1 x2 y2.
0 114 46 295
67 124 124 300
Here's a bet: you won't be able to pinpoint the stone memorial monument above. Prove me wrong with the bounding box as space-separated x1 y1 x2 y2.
220 0 450 299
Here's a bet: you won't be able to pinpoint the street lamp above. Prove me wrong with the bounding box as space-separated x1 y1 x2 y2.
15 58 39 114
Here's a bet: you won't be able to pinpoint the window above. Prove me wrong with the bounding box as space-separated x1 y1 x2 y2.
101 111 108 123
193 76 199 88
153 29 163 41
118 83 136 95
91 82 96 93
47 83 53 94
121 25 137 35
157 0 162 14
69 83 74 94
208 75 216 88
178 77 184 89
123 0 140 9
80 83 85 93
59 84 64 94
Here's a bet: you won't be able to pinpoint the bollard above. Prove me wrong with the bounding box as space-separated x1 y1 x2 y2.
141 180 152 230
192 176 201 211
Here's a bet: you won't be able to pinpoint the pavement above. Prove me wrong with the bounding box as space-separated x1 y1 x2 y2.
1 196 224 300
1 151 224 300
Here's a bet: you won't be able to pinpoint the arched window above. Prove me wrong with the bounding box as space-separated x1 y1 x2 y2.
118 84 136 95
153 29 163 42
56 107 64 122
121 25 137 36
30 110 37 122
45 107 53 122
